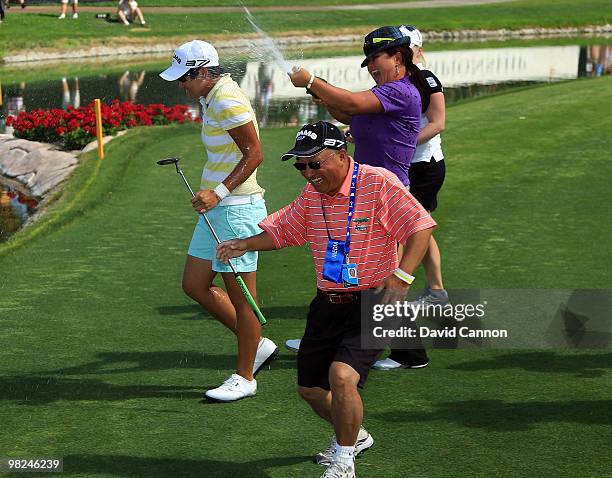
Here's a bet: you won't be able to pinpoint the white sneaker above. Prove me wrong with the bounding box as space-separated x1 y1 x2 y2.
373 357 429 370
285 338 301 352
72 12 78 19
320 461 355 478
409 287 450 308
315 426 373 466
372 357 403 370
253 337 278 376
205 373 256 402
58 13 65 19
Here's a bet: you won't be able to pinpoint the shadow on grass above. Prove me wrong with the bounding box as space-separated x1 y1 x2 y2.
448 351 612 378
258 306 308 321
374 399 612 432
155 305 308 321
29 351 296 376
0 375 203 405
156 304 203 320
62 453 311 477
0 351 297 404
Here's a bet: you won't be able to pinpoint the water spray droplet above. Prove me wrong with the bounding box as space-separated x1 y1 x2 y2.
243 6 293 74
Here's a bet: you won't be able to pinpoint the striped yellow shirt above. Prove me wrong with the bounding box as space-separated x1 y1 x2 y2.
198 74 264 196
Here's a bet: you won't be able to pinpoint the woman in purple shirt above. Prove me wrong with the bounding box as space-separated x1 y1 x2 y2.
289 25 429 186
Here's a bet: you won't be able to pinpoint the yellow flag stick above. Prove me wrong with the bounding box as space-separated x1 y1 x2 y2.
94 98 104 160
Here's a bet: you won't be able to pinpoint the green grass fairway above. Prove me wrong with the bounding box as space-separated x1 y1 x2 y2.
1 77 611 477
1 0 611 59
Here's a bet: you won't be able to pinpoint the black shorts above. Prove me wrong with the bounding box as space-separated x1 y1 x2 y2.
408 158 446 212
297 293 384 390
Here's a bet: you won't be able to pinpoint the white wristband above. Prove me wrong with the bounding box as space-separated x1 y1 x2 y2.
306 74 315 90
214 183 230 201
393 268 415 285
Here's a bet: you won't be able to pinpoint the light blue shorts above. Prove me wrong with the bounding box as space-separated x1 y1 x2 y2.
187 197 267 273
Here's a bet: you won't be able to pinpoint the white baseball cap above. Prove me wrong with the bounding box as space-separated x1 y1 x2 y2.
159 40 220 81
399 25 423 48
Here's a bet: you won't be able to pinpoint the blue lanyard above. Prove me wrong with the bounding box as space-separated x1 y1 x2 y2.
320 162 359 261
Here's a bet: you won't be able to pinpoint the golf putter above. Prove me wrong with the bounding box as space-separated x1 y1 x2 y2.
156 157 267 325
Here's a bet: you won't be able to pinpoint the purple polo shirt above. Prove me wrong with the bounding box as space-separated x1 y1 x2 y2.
350 76 421 185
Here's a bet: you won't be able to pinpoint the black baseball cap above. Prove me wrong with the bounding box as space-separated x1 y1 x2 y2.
281 121 347 161
361 25 414 67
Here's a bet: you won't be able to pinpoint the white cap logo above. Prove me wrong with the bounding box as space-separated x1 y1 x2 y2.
297 130 318 141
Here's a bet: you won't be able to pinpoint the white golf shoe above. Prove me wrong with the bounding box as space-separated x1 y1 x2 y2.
315 426 373 465
372 357 403 370
372 357 429 370
285 338 301 352
205 373 256 402
253 337 278 376
320 461 355 478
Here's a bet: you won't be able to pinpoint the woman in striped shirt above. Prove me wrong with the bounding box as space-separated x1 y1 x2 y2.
160 40 278 403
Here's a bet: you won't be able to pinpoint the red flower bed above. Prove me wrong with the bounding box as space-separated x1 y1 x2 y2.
6 100 201 150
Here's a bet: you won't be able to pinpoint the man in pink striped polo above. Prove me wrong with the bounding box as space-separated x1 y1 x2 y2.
217 121 436 478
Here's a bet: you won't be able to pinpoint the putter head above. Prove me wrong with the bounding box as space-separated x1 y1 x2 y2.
157 157 181 172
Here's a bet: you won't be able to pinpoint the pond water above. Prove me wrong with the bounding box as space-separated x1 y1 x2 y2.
0 40 610 241
2 42 610 129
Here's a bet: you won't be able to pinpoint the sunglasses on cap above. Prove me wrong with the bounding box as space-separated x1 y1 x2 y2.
293 151 336 171
178 68 200 83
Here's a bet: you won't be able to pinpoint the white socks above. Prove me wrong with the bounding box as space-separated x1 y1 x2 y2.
334 443 355 466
